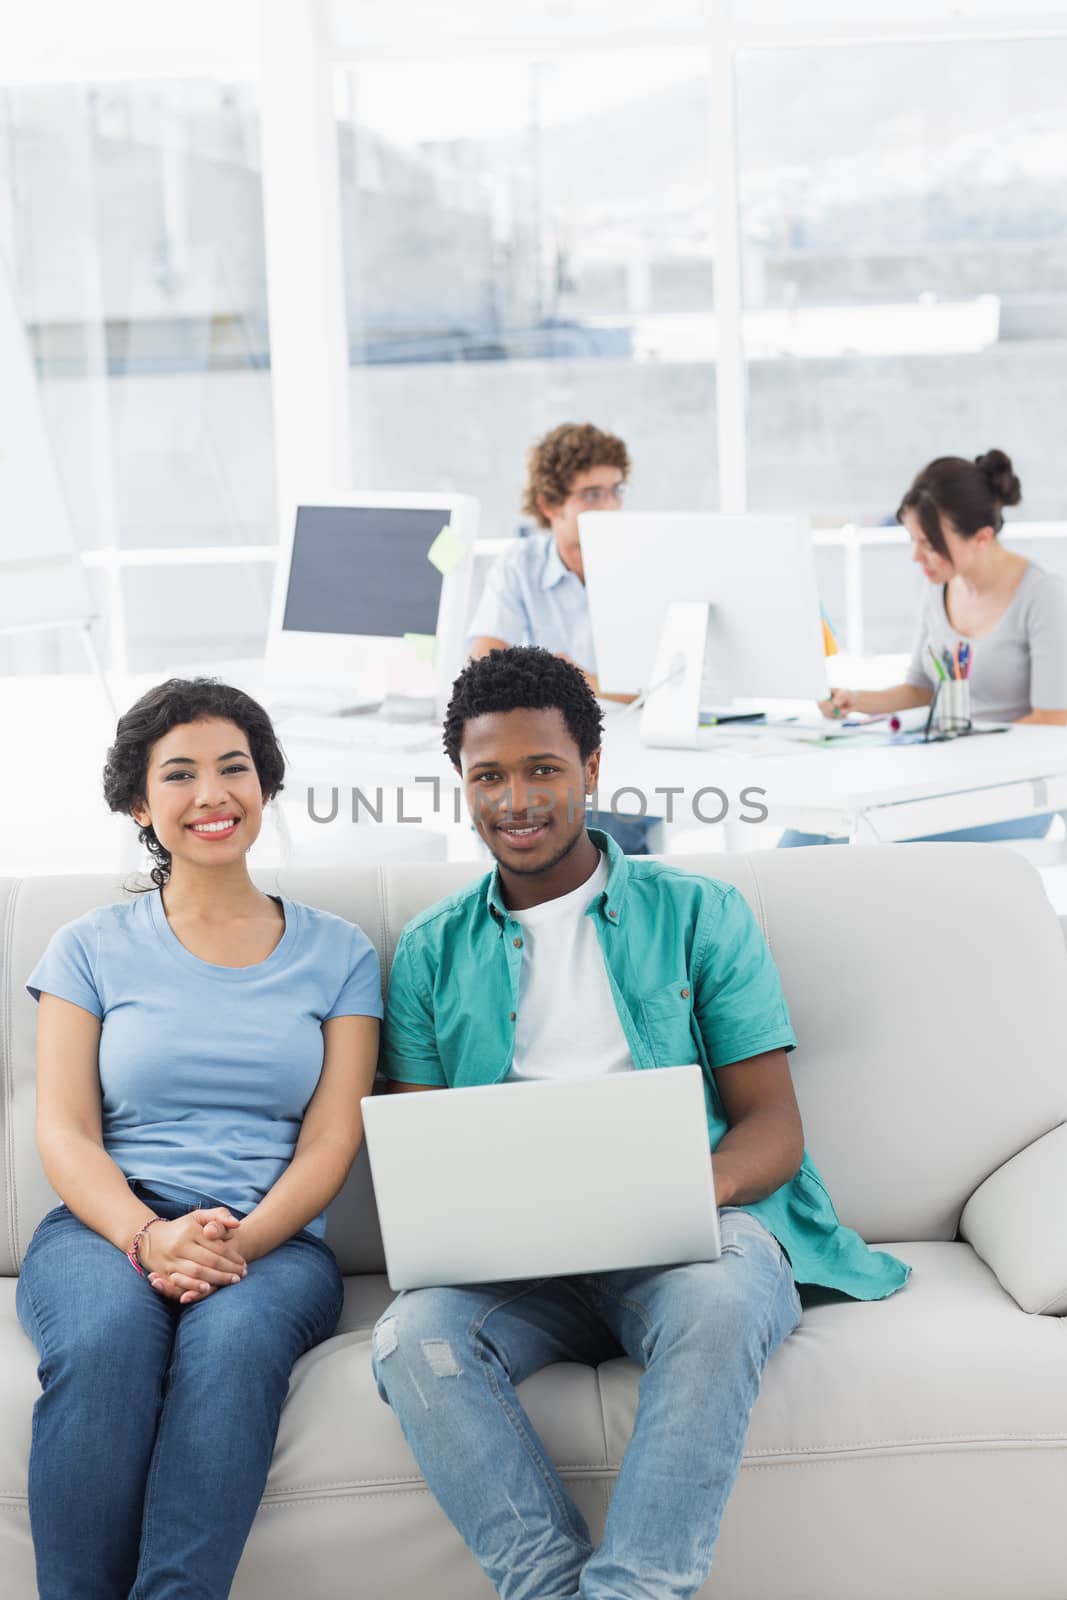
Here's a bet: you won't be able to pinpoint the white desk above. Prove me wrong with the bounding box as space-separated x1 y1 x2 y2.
594 715 1067 843
4 671 1066 879
276 710 1067 847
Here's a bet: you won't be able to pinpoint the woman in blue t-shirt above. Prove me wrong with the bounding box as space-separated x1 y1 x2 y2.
17 677 382 1599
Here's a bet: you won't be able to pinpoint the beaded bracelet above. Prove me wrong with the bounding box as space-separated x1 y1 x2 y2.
126 1215 162 1278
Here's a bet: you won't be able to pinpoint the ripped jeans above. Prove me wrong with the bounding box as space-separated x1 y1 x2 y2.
371 1207 801 1600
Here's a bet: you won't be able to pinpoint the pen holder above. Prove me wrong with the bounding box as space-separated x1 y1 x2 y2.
936 678 971 735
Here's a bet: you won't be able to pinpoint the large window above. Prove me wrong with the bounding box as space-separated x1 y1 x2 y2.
335 48 717 537
736 36 1067 649
6 7 1067 677
0 80 275 673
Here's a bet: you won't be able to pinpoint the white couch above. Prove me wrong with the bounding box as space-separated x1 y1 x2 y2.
2 846 1066 1599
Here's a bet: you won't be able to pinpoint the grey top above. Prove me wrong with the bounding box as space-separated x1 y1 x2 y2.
904 560 1067 722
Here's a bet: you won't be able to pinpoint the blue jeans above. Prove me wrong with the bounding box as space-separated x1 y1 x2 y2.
372 1207 801 1600
16 1193 343 1600
778 812 1055 848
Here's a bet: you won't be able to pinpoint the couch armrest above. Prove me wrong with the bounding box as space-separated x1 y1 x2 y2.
960 1123 1067 1315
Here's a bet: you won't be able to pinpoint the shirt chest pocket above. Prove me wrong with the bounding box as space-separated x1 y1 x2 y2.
639 978 699 1067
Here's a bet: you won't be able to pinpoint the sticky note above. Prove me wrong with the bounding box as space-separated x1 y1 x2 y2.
404 632 437 662
427 523 467 576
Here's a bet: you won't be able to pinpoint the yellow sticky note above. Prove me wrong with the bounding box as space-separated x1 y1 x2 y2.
427 523 467 576
404 632 437 662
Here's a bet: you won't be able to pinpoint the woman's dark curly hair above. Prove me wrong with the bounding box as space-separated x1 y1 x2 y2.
103 677 285 888
443 647 603 769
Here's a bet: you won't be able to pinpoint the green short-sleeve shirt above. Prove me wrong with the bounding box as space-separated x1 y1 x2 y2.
383 831 909 1301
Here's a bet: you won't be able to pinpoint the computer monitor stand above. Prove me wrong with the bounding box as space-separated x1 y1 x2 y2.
636 603 760 747
640 602 708 749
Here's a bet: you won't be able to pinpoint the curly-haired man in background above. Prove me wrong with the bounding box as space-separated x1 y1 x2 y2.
467 422 631 703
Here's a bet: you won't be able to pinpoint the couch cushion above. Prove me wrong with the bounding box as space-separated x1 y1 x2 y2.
335 1272 396 1335
960 1120 1067 1314
6 1249 1067 1598
0 1281 35 1502
259 1243 1067 1599
4 1246 1065 1507
257 1243 1067 1504
605 1240 1067 1461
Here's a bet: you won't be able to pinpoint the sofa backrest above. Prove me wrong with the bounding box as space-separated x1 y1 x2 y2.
2 844 1066 1276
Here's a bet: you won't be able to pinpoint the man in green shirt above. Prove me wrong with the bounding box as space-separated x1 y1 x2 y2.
372 647 908 1599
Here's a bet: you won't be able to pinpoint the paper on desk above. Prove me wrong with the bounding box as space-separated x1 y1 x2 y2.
403 632 437 662
716 735 819 758
768 716 881 740
427 524 467 575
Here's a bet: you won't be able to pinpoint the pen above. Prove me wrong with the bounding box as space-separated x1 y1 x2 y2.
928 646 947 682
959 642 971 679
942 648 955 680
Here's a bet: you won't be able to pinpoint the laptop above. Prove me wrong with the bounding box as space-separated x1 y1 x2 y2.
361 1065 721 1290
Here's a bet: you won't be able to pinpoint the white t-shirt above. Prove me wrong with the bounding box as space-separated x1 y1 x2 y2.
506 854 633 1083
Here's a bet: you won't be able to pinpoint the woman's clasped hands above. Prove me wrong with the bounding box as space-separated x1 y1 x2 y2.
139 1208 248 1305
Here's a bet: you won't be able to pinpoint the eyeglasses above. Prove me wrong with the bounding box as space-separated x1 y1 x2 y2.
572 484 628 507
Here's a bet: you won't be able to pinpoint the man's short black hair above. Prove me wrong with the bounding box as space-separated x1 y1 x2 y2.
443 647 604 768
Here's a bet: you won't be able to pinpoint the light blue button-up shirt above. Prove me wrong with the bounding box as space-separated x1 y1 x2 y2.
466 532 597 673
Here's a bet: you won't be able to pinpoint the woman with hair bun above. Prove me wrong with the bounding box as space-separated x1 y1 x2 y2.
781 449 1067 845
17 677 382 1598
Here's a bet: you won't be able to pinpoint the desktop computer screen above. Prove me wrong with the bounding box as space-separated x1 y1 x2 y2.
282 506 445 638
266 491 479 716
580 511 827 702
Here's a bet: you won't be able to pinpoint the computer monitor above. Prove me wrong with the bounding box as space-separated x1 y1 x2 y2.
579 511 828 703
266 492 479 716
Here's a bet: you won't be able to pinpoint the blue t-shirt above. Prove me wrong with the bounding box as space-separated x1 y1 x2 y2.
27 891 383 1237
